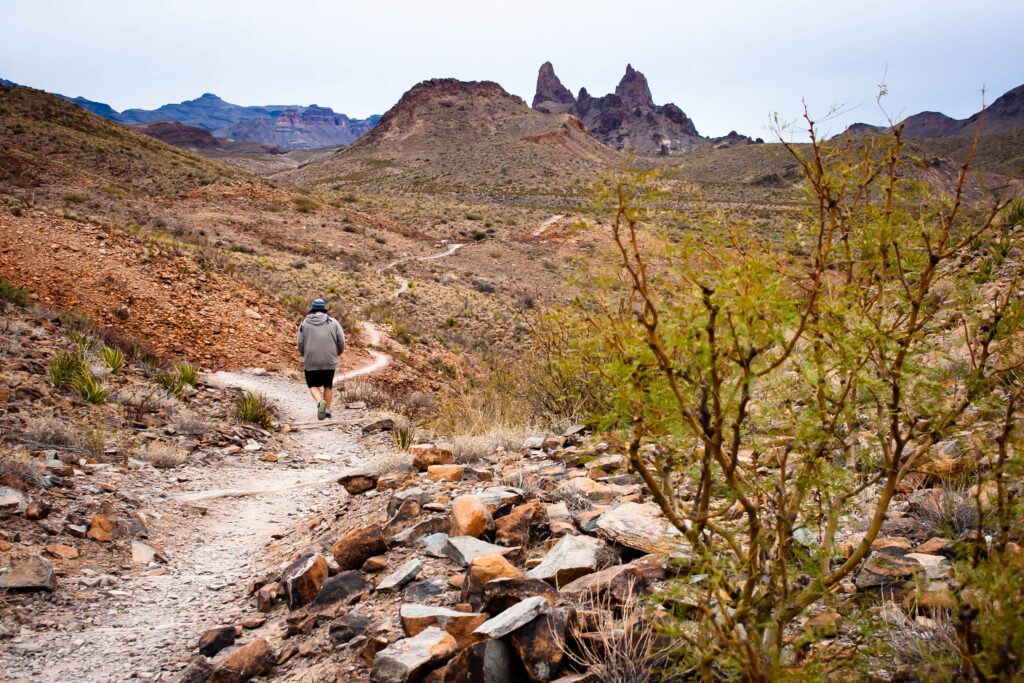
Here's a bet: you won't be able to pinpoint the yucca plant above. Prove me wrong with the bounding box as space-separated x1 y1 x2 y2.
101 345 125 373
156 370 185 396
72 371 109 404
68 330 100 353
49 350 86 388
173 361 199 386
392 424 416 451
999 195 1024 227
236 391 274 429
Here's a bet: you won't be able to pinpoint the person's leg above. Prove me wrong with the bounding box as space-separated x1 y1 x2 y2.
323 386 333 412
309 386 322 403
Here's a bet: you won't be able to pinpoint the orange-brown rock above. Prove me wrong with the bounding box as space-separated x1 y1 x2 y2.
427 464 464 482
495 501 548 548
87 510 116 543
411 444 454 470
332 523 387 570
452 496 492 538
468 554 525 595
209 637 276 683
399 604 487 646
280 554 328 609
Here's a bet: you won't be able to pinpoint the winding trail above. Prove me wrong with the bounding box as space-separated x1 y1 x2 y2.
2 337 392 681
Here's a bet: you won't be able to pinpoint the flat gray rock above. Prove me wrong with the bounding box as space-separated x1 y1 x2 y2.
377 558 422 592
420 533 450 558
527 534 604 585
443 536 517 567
370 626 457 683
594 502 688 554
473 595 548 639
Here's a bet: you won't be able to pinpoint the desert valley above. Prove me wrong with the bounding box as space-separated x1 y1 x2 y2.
2 14 1024 683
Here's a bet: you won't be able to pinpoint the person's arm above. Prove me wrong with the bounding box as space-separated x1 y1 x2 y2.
297 322 305 355
334 320 345 355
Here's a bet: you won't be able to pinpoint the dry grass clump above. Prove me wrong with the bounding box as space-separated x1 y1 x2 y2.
143 444 188 469
0 455 51 488
172 407 211 436
22 416 81 449
449 428 526 464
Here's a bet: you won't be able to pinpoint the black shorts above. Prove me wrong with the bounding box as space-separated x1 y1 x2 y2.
304 369 336 389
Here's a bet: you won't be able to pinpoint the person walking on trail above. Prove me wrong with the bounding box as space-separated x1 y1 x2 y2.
297 298 345 420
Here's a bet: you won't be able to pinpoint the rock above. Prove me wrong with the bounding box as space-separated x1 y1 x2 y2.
329 611 371 644
281 554 328 608
404 580 446 602
339 472 379 495
468 554 525 595
132 541 167 565
197 626 236 657
370 626 458 683
444 536 517 567
915 537 955 557
209 637 275 682
364 556 389 572
400 604 488 645
44 544 79 560
256 582 279 612
378 470 416 491
177 655 214 683
25 501 51 520
332 524 387 570
377 558 423 592
391 516 451 547
388 488 433 516
0 486 25 512
855 553 925 590
0 556 57 591
422 533 451 558
452 496 492 538
481 578 559 615
363 419 397 435
240 615 266 630
87 510 116 543
411 444 455 470
473 595 548 639
474 488 523 514
495 501 548 548
527 535 605 586
442 639 527 683
594 502 687 554
560 564 647 604
508 606 573 681
427 465 464 482
905 553 951 579
523 436 546 450
313 570 371 607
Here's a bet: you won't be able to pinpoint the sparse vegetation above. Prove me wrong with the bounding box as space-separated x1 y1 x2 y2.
236 391 274 429
0 279 28 307
101 345 125 373
72 370 109 404
49 349 87 388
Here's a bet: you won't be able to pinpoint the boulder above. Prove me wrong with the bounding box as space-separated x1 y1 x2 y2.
441 639 528 683
388 488 433 516
444 536 517 567
527 535 605 586
474 488 523 514
280 554 328 609
473 595 548 639
468 554 525 595
904 553 951 580
400 603 488 645
422 533 452 558
44 544 79 560
594 503 687 554
915 537 955 557
339 471 379 495
508 606 573 681
209 638 276 683
855 552 925 590
0 556 57 592
329 611 372 644
411 444 455 470
197 626 236 657
452 496 492 538
560 564 647 604
495 501 548 548
481 578 559 615
256 582 279 612
87 510 116 543
377 558 423 592
332 524 387 570
391 516 451 547
370 626 458 683
428 465 464 482
313 570 371 607
178 655 214 683
25 500 51 520
404 579 447 602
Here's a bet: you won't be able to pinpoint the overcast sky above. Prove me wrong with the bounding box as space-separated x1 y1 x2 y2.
1 0 1021 138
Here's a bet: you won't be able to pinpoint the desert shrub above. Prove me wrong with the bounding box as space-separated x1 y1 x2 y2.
143 444 187 469
998 195 1024 227
236 391 274 429
561 114 1023 678
392 424 415 450
173 361 199 386
59 308 94 331
72 371 109 404
101 345 125 373
291 195 319 213
49 350 87 388
156 370 185 396
23 416 81 448
950 550 1024 679
172 407 210 435
0 280 28 307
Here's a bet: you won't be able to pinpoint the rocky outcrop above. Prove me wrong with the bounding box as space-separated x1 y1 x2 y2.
135 120 223 152
530 62 748 155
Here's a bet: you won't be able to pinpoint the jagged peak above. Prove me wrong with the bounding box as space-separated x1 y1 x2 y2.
532 62 575 111
615 64 654 108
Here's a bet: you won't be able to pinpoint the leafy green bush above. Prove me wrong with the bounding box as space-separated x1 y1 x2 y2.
156 370 185 396
101 346 125 373
49 350 87 388
236 391 274 429
0 280 28 307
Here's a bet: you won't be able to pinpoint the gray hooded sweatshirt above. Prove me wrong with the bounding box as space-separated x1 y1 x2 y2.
297 312 345 371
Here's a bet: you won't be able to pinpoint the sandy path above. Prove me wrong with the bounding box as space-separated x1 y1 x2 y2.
1 353 389 681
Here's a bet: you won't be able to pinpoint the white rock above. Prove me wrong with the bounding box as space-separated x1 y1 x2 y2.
377 559 422 592
473 595 548 638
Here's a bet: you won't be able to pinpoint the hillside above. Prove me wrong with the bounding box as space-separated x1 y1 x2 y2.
279 78 619 197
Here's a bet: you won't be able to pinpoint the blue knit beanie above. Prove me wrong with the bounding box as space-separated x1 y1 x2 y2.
310 298 327 312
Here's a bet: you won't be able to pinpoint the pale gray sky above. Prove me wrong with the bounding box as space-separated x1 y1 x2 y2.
1 0 1021 138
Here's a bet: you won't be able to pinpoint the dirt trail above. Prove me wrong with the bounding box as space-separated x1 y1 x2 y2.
529 214 564 238
3 356 389 681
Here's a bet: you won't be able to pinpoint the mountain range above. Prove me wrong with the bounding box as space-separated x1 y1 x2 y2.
64 91 380 149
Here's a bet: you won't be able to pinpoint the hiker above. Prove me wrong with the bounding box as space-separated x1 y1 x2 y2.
297 298 345 420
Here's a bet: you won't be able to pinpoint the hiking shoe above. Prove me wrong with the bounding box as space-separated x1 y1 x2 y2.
317 400 327 421
324 411 332 419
